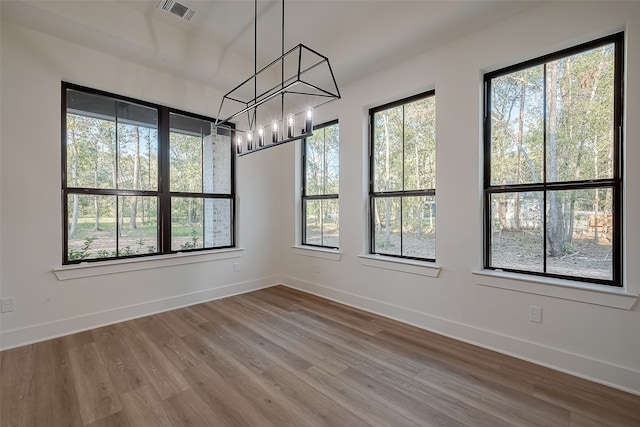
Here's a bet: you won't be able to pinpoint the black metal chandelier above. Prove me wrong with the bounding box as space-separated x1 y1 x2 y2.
214 0 341 156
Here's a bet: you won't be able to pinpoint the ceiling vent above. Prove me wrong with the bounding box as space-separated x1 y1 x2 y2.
157 0 196 21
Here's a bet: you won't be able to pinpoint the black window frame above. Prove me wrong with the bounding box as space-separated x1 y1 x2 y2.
369 90 436 262
301 120 339 249
483 32 624 286
62 82 235 265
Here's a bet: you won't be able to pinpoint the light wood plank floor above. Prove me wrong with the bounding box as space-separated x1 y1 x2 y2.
1 285 639 426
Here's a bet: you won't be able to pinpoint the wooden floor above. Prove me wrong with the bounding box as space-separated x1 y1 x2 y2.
1 286 639 426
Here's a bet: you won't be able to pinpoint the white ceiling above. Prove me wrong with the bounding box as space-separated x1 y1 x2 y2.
2 0 542 93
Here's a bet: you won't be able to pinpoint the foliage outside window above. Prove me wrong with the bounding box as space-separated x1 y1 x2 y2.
63 83 234 264
484 33 623 286
302 121 339 248
370 91 436 261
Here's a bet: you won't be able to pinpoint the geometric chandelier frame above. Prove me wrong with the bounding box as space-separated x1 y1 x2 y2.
214 0 340 156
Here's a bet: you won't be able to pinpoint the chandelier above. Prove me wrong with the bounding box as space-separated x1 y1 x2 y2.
214 0 341 156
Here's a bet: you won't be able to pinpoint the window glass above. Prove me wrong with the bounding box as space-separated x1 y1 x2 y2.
302 121 339 248
63 84 234 264
484 33 622 286
370 91 436 261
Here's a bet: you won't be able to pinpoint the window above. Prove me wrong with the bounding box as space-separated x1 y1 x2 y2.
62 83 234 264
302 120 339 248
483 33 623 286
369 91 436 261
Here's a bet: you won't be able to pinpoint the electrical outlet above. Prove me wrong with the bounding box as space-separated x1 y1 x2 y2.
1 297 15 313
529 305 542 323
233 263 240 273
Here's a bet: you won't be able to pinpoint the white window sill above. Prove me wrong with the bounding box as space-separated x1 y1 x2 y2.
359 254 441 278
53 248 245 281
473 269 638 310
291 245 342 261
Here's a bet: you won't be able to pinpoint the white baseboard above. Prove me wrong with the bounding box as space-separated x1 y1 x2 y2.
0 276 280 351
280 276 640 397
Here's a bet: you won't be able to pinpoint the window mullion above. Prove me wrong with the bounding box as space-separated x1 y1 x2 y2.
402 105 406 192
369 112 375 255
320 199 325 246
542 62 548 274
302 137 307 196
200 124 205 245
400 106 405 256
321 126 326 246
371 189 434 198
302 135 307 243
304 194 338 201
613 36 624 285
159 106 172 254
323 127 327 195
399 196 404 257
114 112 120 257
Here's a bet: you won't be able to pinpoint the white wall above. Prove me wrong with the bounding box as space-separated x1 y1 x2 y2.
0 21 284 349
280 1 640 394
2 0 639 397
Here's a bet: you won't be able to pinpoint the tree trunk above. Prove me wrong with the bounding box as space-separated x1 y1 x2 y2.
110 127 117 232
499 199 509 230
93 165 100 231
69 118 80 236
568 198 576 240
514 81 527 230
383 113 391 244
415 143 422 237
94 195 100 231
130 127 140 229
566 60 578 242
546 61 566 257
594 151 600 245
429 202 434 230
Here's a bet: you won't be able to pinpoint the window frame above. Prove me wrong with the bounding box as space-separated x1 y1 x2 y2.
301 119 339 249
368 90 436 262
61 82 235 265
482 32 624 287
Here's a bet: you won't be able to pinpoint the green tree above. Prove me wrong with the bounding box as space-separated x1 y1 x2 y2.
490 43 615 257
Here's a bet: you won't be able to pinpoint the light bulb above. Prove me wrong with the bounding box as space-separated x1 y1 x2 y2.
287 113 295 138
247 131 253 150
258 126 265 147
305 107 313 133
236 135 243 154
272 120 279 143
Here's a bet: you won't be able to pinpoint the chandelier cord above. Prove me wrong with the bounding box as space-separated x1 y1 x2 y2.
253 0 257 130
281 0 285 129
